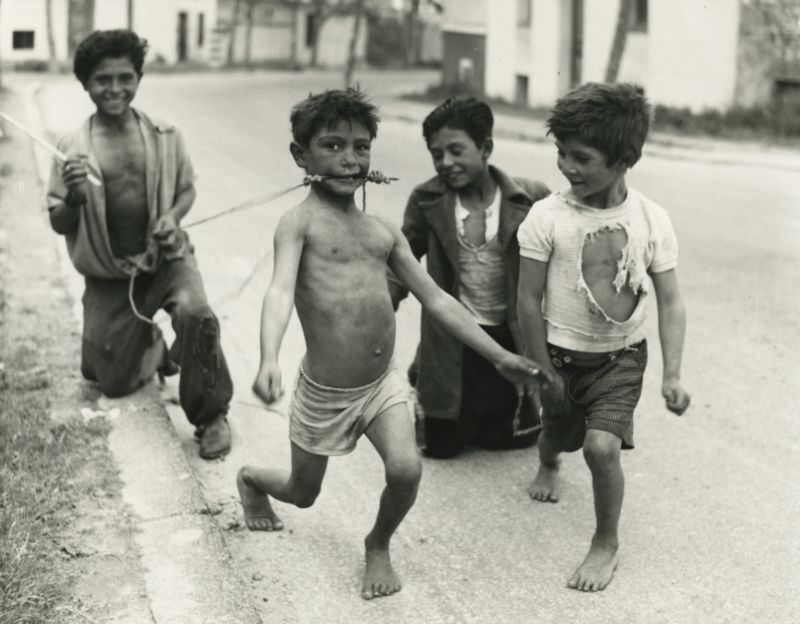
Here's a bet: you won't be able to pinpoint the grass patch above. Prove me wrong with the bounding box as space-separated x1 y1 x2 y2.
0 325 112 624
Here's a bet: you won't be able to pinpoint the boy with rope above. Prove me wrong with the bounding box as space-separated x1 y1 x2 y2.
236 88 549 599
47 30 233 459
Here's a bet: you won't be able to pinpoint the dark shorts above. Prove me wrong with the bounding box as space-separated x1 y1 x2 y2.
542 340 647 452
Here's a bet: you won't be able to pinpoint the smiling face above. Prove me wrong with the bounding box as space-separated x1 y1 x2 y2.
427 126 491 190
84 56 140 119
555 137 627 207
292 119 373 196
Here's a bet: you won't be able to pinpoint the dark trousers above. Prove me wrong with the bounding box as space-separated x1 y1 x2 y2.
422 323 540 459
80 254 233 427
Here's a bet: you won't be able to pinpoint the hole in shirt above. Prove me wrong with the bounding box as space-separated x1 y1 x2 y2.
578 224 642 323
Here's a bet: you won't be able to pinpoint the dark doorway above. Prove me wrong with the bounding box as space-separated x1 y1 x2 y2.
177 11 188 61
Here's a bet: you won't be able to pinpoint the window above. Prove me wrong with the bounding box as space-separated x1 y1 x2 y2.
517 0 532 27
12 31 35 49
198 13 205 47
629 0 647 33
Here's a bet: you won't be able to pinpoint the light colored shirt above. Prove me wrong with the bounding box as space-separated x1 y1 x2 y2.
517 188 678 352
455 190 508 326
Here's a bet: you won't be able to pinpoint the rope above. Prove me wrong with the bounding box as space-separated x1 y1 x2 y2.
125 171 399 326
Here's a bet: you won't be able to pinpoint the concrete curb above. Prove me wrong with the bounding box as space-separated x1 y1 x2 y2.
20 84 262 624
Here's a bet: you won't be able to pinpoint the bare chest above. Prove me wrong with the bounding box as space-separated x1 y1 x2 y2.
307 215 394 265
581 226 628 270
92 129 146 184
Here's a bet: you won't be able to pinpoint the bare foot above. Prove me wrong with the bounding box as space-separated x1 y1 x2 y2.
361 536 402 600
528 461 560 502
567 538 619 592
236 468 284 531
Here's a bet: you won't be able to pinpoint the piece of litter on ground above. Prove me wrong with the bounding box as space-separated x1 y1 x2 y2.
79 407 120 422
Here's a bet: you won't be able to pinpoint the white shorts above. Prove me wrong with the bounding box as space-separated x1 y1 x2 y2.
289 366 413 456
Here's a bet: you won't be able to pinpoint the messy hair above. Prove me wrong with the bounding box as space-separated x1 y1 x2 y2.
290 88 380 147
73 29 148 86
422 96 494 147
546 82 650 167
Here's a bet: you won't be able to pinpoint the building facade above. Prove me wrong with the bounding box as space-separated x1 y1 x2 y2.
441 0 782 112
1 0 217 67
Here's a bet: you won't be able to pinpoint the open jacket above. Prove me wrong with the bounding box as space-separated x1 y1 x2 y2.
389 166 550 422
46 108 196 279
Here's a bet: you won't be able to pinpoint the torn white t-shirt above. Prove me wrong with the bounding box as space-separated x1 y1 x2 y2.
517 188 678 352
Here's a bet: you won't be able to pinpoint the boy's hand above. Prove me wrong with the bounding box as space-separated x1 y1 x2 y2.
662 378 690 415
253 362 284 404
539 373 569 419
494 352 546 388
153 213 179 249
62 154 89 204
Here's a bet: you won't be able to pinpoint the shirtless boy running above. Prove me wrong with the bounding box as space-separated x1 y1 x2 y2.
236 89 545 600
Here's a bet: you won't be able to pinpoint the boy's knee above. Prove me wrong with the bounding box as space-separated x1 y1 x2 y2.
385 454 422 491
292 482 322 509
582 430 621 470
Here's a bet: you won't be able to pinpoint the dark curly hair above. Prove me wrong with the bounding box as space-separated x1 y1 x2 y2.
290 88 380 147
73 29 149 86
546 82 651 168
422 96 494 147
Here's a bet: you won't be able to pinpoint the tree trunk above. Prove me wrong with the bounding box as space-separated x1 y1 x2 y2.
343 0 365 87
45 0 58 72
309 0 327 67
227 0 241 66
604 0 632 83
0 0 4 89
243 0 254 68
404 0 421 67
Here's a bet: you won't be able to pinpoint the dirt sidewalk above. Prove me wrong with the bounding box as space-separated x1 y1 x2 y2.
1 85 260 623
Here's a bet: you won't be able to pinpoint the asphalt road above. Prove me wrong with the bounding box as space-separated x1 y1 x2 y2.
30 69 800 624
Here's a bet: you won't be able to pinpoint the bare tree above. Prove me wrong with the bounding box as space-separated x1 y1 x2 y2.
404 0 421 67
604 0 632 83
226 0 242 65
749 0 800 67
308 0 329 68
0 0 4 89
243 0 255 67
343 0 365 87
45 0 58 72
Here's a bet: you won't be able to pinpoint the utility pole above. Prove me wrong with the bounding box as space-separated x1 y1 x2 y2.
127 0 134 29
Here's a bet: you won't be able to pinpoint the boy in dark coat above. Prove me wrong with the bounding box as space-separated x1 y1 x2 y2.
390 97 550 458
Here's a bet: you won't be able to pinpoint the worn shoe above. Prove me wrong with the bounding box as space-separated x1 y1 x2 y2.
198 415 231 459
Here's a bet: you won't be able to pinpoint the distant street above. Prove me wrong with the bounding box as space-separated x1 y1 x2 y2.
30 69 800 623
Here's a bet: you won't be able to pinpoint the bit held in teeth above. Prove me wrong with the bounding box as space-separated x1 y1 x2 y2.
303 171 399 185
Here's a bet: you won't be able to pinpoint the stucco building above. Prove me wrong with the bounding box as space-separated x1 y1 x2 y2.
440 0 791 112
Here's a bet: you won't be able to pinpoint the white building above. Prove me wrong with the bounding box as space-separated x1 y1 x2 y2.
0 0 217 67
216 0 366 68
441 0 779 112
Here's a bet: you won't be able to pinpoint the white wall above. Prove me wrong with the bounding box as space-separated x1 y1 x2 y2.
0 0 216 66
582 0 739 111
484 0 513 99
136 0 217 64
0 0 69 64
648 0 740 111
441 0 487 34
526 0 563 106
